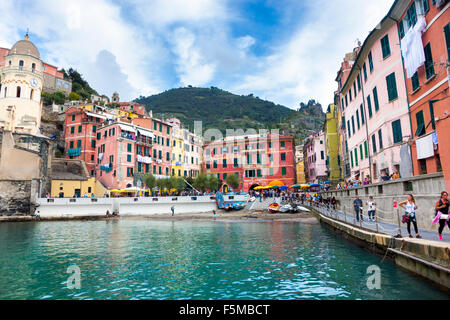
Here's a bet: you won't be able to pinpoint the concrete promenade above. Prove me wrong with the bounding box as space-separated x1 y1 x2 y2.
312 203 450 242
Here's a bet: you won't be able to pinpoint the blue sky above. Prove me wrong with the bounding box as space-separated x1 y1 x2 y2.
0 0 394 109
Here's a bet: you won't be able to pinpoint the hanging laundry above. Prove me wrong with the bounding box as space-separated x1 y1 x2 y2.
416 134 434 160
98 153 104 161
401 15 427 78
432 132 439 150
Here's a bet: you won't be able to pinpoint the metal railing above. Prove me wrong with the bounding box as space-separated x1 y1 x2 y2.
309 202 403 237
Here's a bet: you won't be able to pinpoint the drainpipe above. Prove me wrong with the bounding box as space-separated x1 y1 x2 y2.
356 65 373 183
390 16 415 177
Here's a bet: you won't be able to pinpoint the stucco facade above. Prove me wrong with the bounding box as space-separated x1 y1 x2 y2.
336 15 413 183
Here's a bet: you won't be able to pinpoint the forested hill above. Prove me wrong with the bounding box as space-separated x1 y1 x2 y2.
134 87 325 142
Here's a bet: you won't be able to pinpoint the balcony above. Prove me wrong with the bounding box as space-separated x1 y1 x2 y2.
1 65 43 77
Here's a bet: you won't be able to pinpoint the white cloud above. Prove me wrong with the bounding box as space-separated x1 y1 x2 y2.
0 0 165 100
230 0 395 109
170 27 216 86
0 0 396 109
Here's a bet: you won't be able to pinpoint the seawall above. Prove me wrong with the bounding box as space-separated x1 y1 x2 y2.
35 195 248 218
311 206 450 291
320 173 445 231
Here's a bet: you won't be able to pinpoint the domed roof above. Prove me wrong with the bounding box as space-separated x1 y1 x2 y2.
9 35 40 59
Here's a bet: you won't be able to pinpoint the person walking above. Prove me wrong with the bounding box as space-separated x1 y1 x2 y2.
171 205 175 217
367 196 376 222
399 195 422 238
434 191 450 241
353 195 363 222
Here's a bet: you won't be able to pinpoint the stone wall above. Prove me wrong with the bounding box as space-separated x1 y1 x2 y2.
320 173 445 231
0 180 33 215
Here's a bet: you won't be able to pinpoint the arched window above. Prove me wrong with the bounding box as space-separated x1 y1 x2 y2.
8 61 11 67
31 63 36 72
4 87 7 98
30 89 34 100
16 86 21 98
19 60 24 70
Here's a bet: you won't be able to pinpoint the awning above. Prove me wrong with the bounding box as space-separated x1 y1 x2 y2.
118 123 136 133
85 112 106 120
138 129 154 138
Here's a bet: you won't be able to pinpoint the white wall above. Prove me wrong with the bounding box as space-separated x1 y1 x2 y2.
36 195 248 218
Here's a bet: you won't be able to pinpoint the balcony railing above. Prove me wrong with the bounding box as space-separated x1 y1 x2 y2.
1 65 43 76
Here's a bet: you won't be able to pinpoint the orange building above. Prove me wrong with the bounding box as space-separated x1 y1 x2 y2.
395 0 449 187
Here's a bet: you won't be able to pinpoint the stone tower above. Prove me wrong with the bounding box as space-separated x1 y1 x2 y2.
112 92 120 103
0 33 44 135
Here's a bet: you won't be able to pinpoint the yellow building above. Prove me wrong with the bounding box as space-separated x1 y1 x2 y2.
295 145 306 184
324 104 341 182
168 124 183 177
50 159 107 197
116 109 140 120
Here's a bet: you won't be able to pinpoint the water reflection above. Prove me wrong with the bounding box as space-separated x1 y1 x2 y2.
0 220 447 300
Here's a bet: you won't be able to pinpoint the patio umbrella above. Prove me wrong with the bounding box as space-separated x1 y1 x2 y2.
271 186 280 189
310 184 321 188
254 186 265 190
279 186 288 190
290 184 301 188
300 184 310 188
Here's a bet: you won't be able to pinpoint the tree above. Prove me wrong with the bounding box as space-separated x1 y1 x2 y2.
69 92 80 101
144 174 156 189
156 178 168 190
206 174 220 192
226 173 240 190
193 173 208 192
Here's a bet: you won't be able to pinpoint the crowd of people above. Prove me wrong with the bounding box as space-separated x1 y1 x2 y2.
349 192 450 241
336 170 402 190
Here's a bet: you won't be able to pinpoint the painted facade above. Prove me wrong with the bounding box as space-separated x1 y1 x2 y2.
305 130 327 183
95 122 155 189
295 145 306 184
132 117 172 178
203 133 296 192
396 0 450 188
324 104 341 182
336 13 413 183
64 106 115 175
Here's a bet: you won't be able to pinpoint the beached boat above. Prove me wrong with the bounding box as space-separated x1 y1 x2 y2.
233 202 245 211
268 202 280 213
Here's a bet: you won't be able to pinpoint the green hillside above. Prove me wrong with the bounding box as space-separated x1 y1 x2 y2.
134 87 325 143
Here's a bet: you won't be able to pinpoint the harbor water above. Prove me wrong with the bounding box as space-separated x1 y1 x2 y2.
0 219 447 300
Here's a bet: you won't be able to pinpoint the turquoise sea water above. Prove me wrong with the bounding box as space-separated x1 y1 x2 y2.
0 219 447 300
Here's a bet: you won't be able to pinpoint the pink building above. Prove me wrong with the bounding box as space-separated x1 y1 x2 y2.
305 130 327 183
95 122 154 189
336 12 413 183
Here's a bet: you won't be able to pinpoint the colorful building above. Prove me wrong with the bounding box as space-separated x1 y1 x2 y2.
95 122 154 189
394 0 449 188
203 133 296 192
305 130 327 183
336 8 413 183
295 145 306 184
324 104 341 182
132 117 173 178
50 159 107 198
64 106 115 175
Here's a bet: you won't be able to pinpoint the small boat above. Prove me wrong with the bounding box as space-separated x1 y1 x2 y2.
233 202 245 211
224 203 233 211
268 202 280 213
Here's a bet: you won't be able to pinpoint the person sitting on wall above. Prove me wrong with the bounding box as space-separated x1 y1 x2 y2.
392 170 401 180
106 210 111 218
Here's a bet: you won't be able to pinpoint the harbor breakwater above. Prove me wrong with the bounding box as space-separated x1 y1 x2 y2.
35 195 248 218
